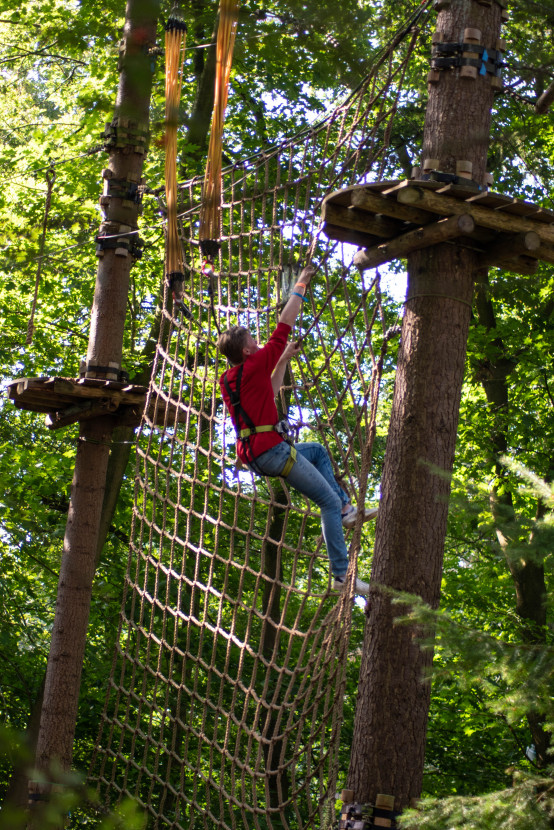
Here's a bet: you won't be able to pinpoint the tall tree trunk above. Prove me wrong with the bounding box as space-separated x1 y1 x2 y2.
33 0 161 786
348 0 502 809
3 680 45 809
96 3 219 559
474 273 551 767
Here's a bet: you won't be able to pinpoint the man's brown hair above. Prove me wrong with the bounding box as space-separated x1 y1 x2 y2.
217 325 249 366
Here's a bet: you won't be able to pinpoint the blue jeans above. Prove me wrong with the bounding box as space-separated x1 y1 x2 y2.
250 441 350 578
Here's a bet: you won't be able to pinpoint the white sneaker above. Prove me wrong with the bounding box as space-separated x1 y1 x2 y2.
332 575 370 596
341 505 378 529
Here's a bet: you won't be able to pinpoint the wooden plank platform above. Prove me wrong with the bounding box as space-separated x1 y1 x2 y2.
8 377 148 412
6 376 183 430
321 179 554 273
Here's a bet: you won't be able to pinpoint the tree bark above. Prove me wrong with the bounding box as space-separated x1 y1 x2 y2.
348 0 502 809
3 680 45 809
34 418 115 775
96 2 220 560
33 0 161 785
474 273 551 767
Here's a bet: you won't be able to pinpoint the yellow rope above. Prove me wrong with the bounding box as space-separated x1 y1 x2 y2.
165 12 187 288
198 0 240 257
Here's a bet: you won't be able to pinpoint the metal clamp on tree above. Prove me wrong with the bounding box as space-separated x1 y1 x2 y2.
95 220 144 259
99 170 145 215
79 359 130 382
430 41 504 76
102 116 150 155
337 791 399 829
428 26 506 88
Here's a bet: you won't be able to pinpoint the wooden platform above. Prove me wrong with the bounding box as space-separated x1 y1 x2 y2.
7 376 182 430
322 179 554 274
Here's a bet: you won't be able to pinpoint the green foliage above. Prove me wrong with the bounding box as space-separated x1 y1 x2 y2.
394 465 554 823
400 773 554 830
0 726 146 829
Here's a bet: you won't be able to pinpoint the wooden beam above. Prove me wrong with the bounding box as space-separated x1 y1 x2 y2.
322 223 379 248
350 187 434 225
11 401 53 414
480 231 540 267
536 244 554 265
322 201 405 239
491 256 538 275
53 378 146 404
46 398 119 430
353 213 475 272
396 186 554 245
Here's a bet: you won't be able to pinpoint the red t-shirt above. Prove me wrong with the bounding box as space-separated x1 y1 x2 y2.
220 322 291 463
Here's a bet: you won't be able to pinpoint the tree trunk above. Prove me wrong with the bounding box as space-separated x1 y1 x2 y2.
348 0 502 809
474 273 551 767
34 418 114 775
33 0 161 784
96 4 219 559
3 680 45 809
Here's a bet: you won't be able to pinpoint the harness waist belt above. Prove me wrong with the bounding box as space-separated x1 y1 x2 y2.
239 424 275 439
238 429 297 477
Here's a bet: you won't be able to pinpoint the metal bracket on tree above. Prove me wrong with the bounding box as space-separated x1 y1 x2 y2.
103 116 150 155
430 41 504 77
99 169 145 215
95 220 144 259
338 790 399 829
79 359 130 382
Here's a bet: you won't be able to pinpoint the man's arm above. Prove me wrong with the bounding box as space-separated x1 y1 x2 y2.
278 265 315 328
271 340 302 397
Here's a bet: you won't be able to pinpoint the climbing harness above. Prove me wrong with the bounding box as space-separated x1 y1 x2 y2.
223 364 297 477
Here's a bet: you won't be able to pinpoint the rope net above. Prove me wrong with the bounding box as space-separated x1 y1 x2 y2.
90 17 427 830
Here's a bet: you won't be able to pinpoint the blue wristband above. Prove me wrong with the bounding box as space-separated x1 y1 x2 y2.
291 291 307 302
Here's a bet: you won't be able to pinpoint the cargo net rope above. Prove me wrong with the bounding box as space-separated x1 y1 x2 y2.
90 16 427 830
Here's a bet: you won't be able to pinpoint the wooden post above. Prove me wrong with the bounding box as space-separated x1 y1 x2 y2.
347 0 504 811
374 794 396 828
31 0 161 805
482 230 540 262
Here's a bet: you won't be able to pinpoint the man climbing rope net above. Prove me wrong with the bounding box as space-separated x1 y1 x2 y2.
218 264 377 596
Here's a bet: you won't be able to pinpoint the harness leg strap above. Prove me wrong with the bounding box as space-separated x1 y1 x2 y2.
280 445 297 478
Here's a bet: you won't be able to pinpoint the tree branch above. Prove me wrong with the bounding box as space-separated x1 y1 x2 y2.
535 78 554 113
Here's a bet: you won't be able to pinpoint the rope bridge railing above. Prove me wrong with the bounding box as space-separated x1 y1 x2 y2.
89 12 431 829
